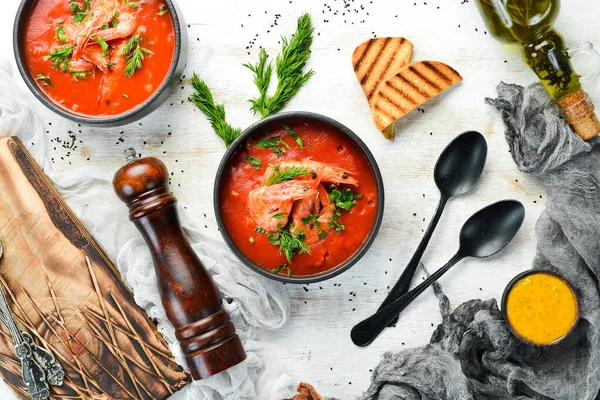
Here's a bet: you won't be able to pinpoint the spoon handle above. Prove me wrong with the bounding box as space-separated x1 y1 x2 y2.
381 195 448 327
351 252 463 347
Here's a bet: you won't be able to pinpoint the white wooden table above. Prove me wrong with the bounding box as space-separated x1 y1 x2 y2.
2 0 600 398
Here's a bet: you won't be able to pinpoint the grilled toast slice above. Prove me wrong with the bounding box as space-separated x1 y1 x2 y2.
372 60 462 139
352 37 414 108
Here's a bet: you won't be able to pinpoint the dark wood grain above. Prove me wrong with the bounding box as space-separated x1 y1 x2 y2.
0 137 190 399
113 156 246 380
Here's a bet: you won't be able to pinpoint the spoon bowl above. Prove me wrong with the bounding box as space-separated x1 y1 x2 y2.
459 200 525 258
434 130 488 198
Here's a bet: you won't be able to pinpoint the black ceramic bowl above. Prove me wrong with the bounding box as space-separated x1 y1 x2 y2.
214 112 385 284
501 269 580 347
13 0 187 127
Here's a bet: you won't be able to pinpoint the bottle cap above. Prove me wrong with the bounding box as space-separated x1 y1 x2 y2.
558 88 600 140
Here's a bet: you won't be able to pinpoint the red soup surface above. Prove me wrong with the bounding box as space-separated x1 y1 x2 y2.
24 0 175 116
220 119 379 277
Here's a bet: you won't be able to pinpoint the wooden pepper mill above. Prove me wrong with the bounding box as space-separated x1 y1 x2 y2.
113 149 246 380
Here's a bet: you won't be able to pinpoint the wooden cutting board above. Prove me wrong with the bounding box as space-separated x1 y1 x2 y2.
0 137 190 399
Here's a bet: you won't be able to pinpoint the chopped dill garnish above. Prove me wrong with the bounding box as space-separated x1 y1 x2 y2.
36 74 53 87
245 156 262 170
249 237 255 244
70 0 91 23
257 137 289 157
96 36 109 57
318 230 327 240
70 70 92 81
112 11 120 28
272 264 292 276
329 187 362 211
301 214 321 229
272 212 288 221
329 211 345 232
245 13 315 118
55 22 68 44
266 164 310 185
123 33 153 77
43 45 73 72
327 186 363 232
190 73 242 148
157 5 169 16
282 123 303 149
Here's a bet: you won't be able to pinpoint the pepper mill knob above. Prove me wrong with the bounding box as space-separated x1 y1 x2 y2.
113 149 246 380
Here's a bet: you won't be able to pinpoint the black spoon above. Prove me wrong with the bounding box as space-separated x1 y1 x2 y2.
351 200 525 347
381 131 488 327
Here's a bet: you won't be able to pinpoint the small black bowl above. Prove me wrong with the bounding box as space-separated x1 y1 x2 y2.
13 0 187 127
214 111 385 284
501 269 580 347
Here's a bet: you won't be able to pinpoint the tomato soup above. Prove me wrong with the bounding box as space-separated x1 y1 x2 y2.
220 119 379 277
505 272 578 345
24 0 175 116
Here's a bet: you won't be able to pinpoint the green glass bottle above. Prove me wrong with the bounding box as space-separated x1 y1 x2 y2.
475 0 600 140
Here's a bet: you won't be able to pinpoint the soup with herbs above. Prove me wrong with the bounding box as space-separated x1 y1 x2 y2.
219 119 380 277
505 272 578 345
23 0 175 116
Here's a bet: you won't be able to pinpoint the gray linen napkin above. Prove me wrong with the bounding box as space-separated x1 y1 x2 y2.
358 82 600 400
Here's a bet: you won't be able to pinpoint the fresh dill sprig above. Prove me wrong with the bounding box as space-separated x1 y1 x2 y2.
266 164 310 185
255 227 310 263
245 13 315 118
190 73 242 148
243 48 273 117
44 45 73 72
123 33 153 77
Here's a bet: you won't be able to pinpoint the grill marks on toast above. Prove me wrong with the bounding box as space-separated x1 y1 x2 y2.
372 61 463 134
352 37 413 107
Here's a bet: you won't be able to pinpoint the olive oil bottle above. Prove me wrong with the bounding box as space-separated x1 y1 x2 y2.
475 0 600 140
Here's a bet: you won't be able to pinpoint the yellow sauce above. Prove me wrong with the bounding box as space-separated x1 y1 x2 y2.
506 272 578 345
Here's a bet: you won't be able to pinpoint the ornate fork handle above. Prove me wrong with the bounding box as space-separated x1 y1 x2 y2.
16 340 50 400
22 332 64 386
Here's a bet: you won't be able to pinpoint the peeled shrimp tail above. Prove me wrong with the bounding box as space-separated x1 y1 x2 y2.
248 180 318 232
263 160 359 186
82 45 110 73
72 0 122 59
68 59 94 72
92 13 137 41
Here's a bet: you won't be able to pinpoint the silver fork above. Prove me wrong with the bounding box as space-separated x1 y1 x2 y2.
0 239 64 399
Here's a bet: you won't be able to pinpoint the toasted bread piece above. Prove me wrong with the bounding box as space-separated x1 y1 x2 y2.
372 60 463 139
352 37 414 108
